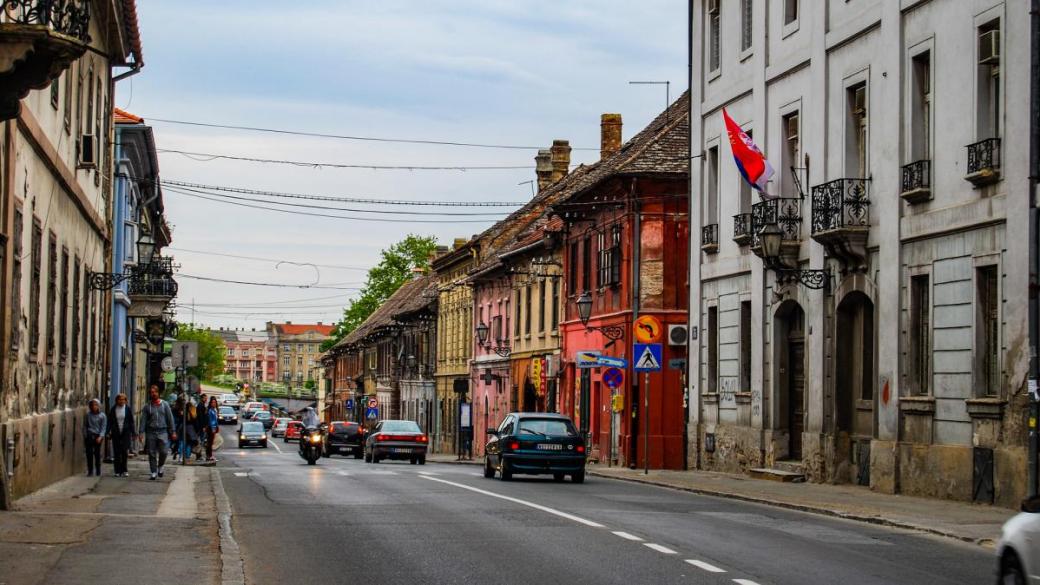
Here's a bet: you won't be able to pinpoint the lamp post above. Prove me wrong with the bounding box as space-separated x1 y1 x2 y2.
755 222 830 290
475 321 510 357
475 321 489 346
575 292 625 342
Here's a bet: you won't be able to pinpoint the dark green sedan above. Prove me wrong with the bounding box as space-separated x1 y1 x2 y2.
483 413 586 483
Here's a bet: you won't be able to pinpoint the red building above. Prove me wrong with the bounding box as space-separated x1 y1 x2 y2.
557 97 690 470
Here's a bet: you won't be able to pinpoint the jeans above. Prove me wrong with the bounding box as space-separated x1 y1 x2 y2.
145 434 169 474
205 428 216 459
111 434 131 475
85 437 101 475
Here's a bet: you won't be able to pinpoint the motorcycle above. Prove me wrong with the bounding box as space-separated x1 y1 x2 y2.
298 426 323 465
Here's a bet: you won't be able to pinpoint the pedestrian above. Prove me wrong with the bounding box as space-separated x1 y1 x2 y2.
205 396 220 462
83 398 107 476
194 394 208 461
183 400 199 460
107 393 136 477
139 384 177 480
171 398 184 462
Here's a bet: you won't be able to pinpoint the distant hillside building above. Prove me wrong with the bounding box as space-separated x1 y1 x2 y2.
213 328 276 383
266 322 334 386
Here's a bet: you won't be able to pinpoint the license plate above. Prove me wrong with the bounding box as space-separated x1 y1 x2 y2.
392 448 411 453
536 444 563 451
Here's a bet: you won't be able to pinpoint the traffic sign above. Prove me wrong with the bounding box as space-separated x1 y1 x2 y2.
576 351 601 369
596 355 628 368
634 315 664 343
365 407 379 420
160 356 174 372
345 399 354 410
170 341 199 367
367 397 378 409
603 368 624 389
633 343 663 372
531 358 542 393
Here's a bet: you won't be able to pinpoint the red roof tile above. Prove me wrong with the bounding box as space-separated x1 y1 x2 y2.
114 107 143 124
274 323 335 336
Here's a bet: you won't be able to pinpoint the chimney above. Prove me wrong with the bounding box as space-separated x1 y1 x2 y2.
550 140 571 183
453 238 468 250
535 149 553 192
317 321 323 325
411 266 426 279
601 113 622 160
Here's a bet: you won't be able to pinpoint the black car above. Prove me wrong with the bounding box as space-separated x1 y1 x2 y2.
237 421 268 448
484 413 586 483
217 406 238 425
323 421 364 459
364 420 428 464
250 410 274 429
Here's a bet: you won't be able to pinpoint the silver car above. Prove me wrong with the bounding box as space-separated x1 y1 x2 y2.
997 495 1040 584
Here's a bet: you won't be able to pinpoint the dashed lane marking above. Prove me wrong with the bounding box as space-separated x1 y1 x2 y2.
643 543 677 555
732 580 761 585
612 531 644 542
233 472 248 477
685 560 726 573
335 470 350 476
420 475 606 528
270 440 282 454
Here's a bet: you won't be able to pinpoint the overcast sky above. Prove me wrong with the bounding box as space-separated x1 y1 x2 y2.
127 1 687 331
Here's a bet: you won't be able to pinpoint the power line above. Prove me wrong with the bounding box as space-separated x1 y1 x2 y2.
157 149 535 171
187 293 353 307
177 273 363 290
145 117 598 151
166 248 370 271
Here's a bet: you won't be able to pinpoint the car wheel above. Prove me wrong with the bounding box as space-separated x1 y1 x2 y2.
553 473 565 482
237 442 243 449
483 458 495 479
499 459 512 481
418 455 426 465
571 470 585 484
410 457 417 465
364 450 372 463
262 441 268 448
354 450 363 460
1001 552 1026 585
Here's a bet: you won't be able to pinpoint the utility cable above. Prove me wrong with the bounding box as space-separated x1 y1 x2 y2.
166 248 370 271
157 149 534 171
176 273 362 290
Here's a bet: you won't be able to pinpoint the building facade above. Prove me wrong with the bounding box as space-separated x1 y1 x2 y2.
266 322 333 387
688 0 1031 507
432 241 476 454
215 328 274 383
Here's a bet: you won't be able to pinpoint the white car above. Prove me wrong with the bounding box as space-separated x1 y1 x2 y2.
220 393 241 409
997 495 1040 584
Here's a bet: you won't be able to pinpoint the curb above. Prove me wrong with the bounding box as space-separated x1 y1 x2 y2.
211 468 246 585
585 470 996 548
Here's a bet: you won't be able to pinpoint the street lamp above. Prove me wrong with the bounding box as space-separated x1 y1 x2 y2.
475 321 489 345
576 292 593 326
756 222 830 290
136 235 155 266
88 231 160 290
574 292 624 341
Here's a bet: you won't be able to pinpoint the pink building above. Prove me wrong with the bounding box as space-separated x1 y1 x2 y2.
215 328 276 383
469 269 513 457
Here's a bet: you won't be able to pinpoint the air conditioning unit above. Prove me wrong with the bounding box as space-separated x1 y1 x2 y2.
78 133 97 168
668 324 689 346
979 29 1000 65
707 0 719 14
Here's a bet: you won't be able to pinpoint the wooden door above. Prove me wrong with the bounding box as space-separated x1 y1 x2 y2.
789 336 805 460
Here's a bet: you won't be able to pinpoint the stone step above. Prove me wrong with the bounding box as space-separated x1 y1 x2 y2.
773 459 805 475
748 467 806 483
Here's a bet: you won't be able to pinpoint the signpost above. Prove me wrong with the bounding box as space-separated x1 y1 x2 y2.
577 351 628 369
634 315 664 344
633 343 662 475
169 341 199 467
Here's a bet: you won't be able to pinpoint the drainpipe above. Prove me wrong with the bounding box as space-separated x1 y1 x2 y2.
630 179 641 470
683 0 694 473
1028 0 1040 499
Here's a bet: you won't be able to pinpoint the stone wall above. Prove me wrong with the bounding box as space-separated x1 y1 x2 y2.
2 408 86 501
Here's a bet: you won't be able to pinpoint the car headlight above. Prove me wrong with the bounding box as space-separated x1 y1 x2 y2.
310 435 322 443
240 435 246 440
262 435 267 440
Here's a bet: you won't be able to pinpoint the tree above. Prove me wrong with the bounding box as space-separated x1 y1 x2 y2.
322 234 438 351
176 325 227 381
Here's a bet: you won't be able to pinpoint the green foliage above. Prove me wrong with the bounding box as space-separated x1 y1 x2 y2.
176 325 226 380
304 380 316 390
322 234 438 351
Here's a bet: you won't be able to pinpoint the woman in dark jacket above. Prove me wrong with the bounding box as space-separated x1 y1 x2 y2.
83 399 107 476
107 393 136 478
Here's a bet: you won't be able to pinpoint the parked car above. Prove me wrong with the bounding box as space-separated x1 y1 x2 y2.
217 406 238 425
237 421 267 449
220 393 241 410
997 495 1040 584
250 410 274 429
323 421 364 459
271 418 291 437
364 420 427 464
284 420 304 442
484 413 586 483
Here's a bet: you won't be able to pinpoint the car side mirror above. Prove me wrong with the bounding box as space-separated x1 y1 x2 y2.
1021 495 1040 513
486 429 498 436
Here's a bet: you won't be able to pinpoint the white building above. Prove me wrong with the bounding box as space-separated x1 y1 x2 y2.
688 0 1031 507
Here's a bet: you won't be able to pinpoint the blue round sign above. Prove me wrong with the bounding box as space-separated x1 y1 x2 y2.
603 367 624 389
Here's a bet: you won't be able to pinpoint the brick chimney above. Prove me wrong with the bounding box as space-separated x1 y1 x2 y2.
550 139 571 183
453 238 468 250
601 113 622 160
535 149 553 192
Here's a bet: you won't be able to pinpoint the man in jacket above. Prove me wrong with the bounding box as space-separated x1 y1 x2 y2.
139 384 177 480
108 393 136 478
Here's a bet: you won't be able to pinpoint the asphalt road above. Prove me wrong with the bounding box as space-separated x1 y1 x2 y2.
218 439 994 585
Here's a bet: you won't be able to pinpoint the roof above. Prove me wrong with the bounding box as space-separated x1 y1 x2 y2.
329 274 436 352
114 107 143 124
273 323 335 336
121 0 144 66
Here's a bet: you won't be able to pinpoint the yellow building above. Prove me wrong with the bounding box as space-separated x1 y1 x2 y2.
431 239 475 454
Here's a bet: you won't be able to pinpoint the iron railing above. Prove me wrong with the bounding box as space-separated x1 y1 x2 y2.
127 256 178 298
2 0 91 41
966 137 1001 175
751 197 801 247
701 224 718 249
901 160 930 193
733 213 752 244
811 179 870 234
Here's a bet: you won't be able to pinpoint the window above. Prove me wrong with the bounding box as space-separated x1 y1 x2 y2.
581 236 591 292
50 79 59 109
708 0 720 73
30 220 41 356
784 0 798 26
910 51 932 162
46 233 57 360
740 301 751 392
977 20 1000 140
976 266 1000 396
538 279 546 332
87 286 95 365
846 82 868 177
706 146 719 226
63 67 72 132
707 306 718 394
297 343 303 352
71 257 80 364
782 112 800 197
524 284 532 335
909 275 930 395
59 248 68 361
227 347 234 356
492 314 503 343
568 242 578 295
83 65 93 137
551 277 559 330
740 0 753 52
10 206 23 353
514 293 521 337
597 224 621 287
283 356 290 367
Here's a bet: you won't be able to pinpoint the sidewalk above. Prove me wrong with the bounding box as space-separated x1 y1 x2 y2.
425 453 1013 547
0 457 222 585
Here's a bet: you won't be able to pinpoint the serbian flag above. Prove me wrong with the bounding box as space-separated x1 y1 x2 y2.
723 108 775 196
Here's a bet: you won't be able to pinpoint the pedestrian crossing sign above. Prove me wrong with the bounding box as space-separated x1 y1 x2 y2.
633 343 662 372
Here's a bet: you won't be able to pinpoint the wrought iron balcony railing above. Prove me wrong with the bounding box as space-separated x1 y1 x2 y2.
127 257 178 299
811 179 870 235
900 160 931 203
751 197 802 248
965 138 1001 186
733 213 752 246
701 223 718 253
2 0 91 41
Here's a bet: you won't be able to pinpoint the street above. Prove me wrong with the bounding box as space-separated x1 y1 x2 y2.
219 442 992 585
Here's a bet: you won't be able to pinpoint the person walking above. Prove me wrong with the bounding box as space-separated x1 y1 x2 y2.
171 399 185 462
182 400 199 461
139 384 177 480
83 398 107 477
193 394 208 461
205 396 220 462
107 393 136 477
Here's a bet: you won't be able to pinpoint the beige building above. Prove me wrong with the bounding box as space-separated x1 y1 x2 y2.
266 322 334 388
432 240 475 454
0 1 144 506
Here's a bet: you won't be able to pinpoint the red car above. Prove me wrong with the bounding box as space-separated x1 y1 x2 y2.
284 421 304 443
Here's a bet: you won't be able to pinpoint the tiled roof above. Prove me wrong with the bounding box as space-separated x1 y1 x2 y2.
114 107 143 124
274 323 335 336
122 0 143 66
330 274 436 351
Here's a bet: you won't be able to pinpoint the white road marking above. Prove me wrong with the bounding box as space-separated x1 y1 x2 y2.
643 543 677 554
233 472 248 477
685 560 726 573
270 440 282 454
612 531 644 542
157 466 197 519
366 470 398 475
732 580 761 585
416 471 437 476
335 470 350 476
420 476 606 528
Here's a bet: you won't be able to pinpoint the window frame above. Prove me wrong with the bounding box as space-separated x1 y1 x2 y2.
974 263 1001 398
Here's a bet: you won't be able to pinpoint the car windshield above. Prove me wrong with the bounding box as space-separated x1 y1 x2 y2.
331 423 355 433
223 394 237 401
517 418 577 437
253 411 270 419
219 407 235 414
241 422 263 432
380 421 421 433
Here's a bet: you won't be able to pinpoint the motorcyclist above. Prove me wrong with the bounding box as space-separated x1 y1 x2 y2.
298 407 321 457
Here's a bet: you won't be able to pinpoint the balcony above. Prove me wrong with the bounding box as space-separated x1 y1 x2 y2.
965 138 1001 187
811 178 870 272
127 257 178 318
733 213 752 246
750 198 801 264
900 160 931 204
701 223 718 254
0 0 91 120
